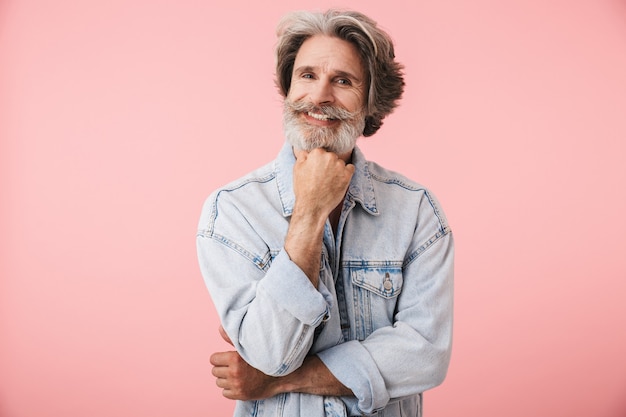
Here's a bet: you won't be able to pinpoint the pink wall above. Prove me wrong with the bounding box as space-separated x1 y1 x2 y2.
2 1 625 416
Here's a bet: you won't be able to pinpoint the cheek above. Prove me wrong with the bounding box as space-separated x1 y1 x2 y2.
342 91 366 112
287 82 307 101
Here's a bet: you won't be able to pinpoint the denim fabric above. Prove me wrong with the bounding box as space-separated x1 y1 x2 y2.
197 142 454 416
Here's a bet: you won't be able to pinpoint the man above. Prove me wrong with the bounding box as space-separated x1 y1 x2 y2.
197 9 454 417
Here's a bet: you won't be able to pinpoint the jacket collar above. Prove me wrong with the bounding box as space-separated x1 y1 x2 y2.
275 141 379 217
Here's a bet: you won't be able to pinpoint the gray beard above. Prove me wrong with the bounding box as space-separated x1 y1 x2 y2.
282 99 365 155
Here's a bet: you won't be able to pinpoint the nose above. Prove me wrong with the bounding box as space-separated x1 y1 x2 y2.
309 79 334 106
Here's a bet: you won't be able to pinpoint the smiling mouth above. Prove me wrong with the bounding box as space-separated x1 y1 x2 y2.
306 111 337 121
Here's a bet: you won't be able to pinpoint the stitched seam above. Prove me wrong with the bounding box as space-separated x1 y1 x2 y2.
198 232 272 272
404 228 451 268
274 325 311 376
370 172 423 191
205 172 276 234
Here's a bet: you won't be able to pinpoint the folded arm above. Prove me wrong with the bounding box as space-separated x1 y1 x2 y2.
210 327 353 401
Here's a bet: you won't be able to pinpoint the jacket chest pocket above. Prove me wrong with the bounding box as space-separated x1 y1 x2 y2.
349 266 403 340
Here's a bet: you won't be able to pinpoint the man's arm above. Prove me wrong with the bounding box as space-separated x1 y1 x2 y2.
284 148 354 287
208 149 356 400
210 326 353 401
197 147 353 377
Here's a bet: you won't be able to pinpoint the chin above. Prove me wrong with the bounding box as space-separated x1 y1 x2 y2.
283 115 361 155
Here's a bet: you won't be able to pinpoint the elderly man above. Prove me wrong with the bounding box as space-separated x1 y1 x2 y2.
197 9 454 417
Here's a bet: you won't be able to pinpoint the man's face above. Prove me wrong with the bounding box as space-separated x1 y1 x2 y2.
284 35 367 156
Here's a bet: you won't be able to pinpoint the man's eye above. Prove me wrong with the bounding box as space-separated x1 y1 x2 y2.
302 73 314 79
337 78 351 85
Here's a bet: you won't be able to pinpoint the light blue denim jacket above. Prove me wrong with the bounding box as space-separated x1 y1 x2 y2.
197 142 454 417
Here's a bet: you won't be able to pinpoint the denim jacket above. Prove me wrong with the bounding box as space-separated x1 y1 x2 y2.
197 142 454 417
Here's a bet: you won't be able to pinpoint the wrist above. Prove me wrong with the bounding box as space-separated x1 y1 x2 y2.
291 202 328 227
286 205 327 247
273 363 305 395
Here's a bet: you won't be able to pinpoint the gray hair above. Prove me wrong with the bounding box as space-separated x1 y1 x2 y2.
275 9 405 137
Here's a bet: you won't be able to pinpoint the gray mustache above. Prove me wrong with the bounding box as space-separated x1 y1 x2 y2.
285 100 359 121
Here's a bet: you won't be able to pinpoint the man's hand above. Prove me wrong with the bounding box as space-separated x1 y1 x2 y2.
210 327 278 400
292 148 355 219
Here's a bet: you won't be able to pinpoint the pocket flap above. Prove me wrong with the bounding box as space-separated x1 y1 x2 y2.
351 268 403 299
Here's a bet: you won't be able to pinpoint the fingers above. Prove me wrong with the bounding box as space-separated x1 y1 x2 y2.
291 147 354 216
293 148 308 161
210 350 248 399
306 147 341 160
299 148 353 171
294 147 352 164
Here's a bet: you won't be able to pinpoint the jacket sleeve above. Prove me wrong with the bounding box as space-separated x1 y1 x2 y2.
196 191 333 377
318 225 454 415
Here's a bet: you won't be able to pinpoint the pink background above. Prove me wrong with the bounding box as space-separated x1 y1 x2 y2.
2 0 626 416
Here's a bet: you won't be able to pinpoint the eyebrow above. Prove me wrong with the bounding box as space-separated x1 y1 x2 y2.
294 65 362 83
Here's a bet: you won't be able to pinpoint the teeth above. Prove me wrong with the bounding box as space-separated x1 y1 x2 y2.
307 112 334 121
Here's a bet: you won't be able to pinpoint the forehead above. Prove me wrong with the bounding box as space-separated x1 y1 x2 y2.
294 35 364 79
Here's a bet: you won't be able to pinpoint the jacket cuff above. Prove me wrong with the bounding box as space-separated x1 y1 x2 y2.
257 249 330 326
317 340 389 414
